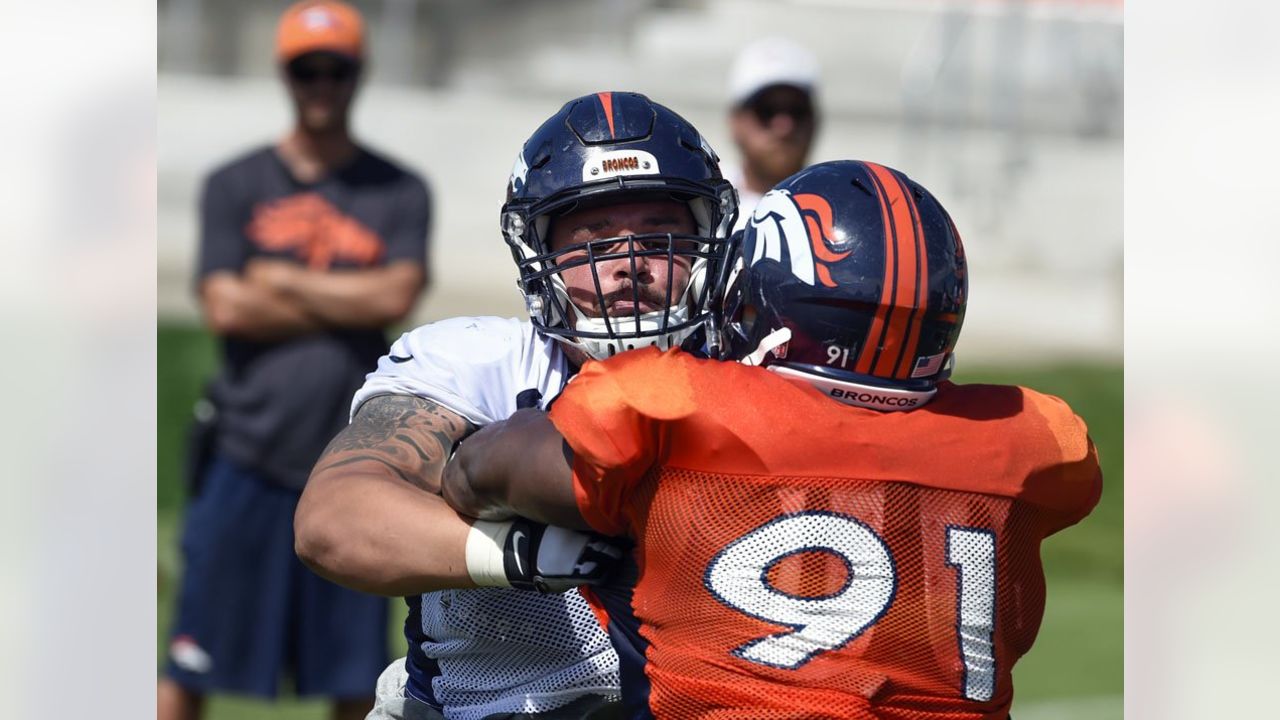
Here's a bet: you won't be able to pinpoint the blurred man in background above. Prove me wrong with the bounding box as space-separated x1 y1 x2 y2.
725 37 821 231
157 3 430 719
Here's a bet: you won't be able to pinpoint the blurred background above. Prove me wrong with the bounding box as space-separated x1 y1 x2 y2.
157 0 1122 718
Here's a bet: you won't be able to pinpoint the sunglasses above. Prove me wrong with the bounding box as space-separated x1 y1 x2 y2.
287 59 359 85
749 98 814 125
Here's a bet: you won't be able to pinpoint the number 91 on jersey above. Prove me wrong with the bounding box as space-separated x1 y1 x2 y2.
704 511 997 703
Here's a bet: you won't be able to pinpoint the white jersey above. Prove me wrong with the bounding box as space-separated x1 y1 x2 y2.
351 317 620 720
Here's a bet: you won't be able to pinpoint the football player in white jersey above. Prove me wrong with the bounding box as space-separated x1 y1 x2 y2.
294 91 737 719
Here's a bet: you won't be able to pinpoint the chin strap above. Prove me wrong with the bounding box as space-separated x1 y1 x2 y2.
740 327 792 366
766 365 936 412
568 304 696 360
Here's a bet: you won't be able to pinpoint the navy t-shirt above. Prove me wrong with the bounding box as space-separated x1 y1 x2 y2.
197 145 431 489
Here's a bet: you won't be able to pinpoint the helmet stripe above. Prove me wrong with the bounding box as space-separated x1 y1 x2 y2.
892 171 930 379
597 92 616 139
854 163 897 375
865 162 923 379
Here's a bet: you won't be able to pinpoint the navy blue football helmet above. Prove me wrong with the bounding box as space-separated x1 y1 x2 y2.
501 91 738 360
715 160 967 410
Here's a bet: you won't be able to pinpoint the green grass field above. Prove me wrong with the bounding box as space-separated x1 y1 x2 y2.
157 324 1122 719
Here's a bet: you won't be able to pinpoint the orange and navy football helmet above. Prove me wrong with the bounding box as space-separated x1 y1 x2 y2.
715 160 967 410
501 92 738 361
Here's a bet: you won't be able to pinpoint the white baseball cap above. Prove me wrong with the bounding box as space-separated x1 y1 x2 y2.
728 37 820 107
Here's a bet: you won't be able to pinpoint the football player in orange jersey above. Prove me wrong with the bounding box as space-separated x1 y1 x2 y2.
440 160 1102 720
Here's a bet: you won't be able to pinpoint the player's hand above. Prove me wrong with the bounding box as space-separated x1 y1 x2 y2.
466 516 626 593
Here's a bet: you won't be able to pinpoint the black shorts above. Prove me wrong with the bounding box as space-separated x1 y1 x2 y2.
164 454 388 698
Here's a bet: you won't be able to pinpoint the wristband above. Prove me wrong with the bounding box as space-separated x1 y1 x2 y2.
464 519 513 587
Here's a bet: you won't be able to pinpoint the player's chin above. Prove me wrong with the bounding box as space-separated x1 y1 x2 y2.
564 304 661 322
607 301 661 316
301 105 342 130
766 152 807 178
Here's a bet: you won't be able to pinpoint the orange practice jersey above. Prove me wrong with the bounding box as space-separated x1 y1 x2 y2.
547 348 1102 720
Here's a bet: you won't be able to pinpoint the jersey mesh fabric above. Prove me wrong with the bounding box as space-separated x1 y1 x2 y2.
550 349 1099 720
625 467 1049 720
351 317 617 717
417 588 620 719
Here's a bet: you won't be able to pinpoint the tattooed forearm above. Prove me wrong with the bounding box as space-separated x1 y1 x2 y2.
313 394 477 493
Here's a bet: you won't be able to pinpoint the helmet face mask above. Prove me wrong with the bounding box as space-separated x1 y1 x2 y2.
712 160 967 409
502 92 738 361
515 220 720 351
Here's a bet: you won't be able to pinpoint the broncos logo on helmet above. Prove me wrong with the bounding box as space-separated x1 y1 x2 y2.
748 190 851 288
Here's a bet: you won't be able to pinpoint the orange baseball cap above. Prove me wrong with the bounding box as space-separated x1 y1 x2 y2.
276 1 365 63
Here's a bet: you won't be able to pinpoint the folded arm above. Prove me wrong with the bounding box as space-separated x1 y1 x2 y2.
199 271 324 341
247 258 426 330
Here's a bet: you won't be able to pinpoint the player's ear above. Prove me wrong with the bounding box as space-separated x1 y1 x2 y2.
729 109 753 142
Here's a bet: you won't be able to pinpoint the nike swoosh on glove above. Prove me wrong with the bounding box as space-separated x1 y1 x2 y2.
466 517 626 593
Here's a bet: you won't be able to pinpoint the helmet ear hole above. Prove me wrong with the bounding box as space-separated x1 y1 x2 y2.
849 176 875 197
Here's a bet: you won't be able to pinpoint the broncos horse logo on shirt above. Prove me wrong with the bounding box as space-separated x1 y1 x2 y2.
246 192 385 269
747 190 851 288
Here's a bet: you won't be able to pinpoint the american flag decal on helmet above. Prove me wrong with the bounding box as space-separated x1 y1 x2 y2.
911 352 946 378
